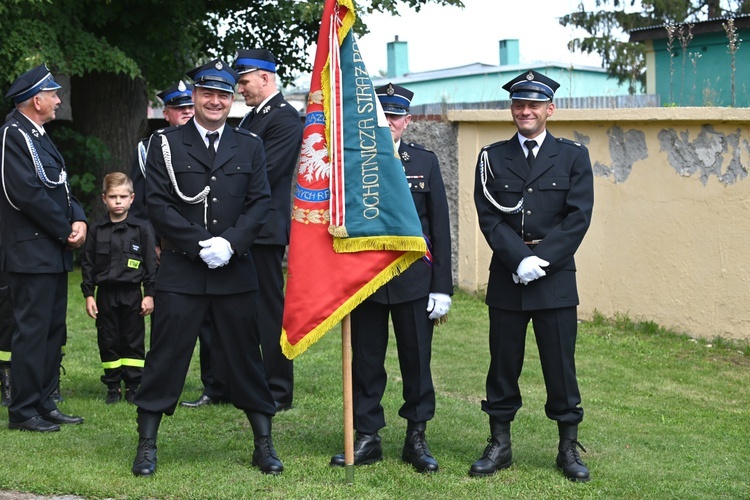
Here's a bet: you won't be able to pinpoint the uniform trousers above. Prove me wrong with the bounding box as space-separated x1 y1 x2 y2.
250 244 293 405
482 305 583 424
350 296 435 434
7 272 67 422
134 290 275 416
95 284 145 387
197 316 227 400
0 272 14 362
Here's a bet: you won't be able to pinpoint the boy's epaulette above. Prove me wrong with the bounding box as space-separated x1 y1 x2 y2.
556 137 583 148
482 139 509 151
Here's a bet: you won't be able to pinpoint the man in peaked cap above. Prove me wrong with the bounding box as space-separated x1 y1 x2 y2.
471 69 594 481
233 48 302 413
130 80 195 223
329 82 453 473
0 63 87 432
131 58 283 476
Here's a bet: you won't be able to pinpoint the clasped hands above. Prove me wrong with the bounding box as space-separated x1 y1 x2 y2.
199 237 234 269
513 256 549 285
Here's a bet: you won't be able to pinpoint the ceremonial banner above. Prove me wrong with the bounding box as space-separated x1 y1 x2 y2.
281 0 426 359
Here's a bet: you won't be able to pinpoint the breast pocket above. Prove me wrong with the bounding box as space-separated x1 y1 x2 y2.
171 162 208 195
492 178 524 207
223 162 253 197
538 177 570 213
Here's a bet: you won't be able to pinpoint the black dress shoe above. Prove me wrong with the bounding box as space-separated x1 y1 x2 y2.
180 394 215 408
41 409 84 425
274 401 293 412
330 432 383 466
8 416 60 432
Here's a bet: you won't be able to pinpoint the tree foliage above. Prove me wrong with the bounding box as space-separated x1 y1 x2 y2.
0 0 463 217
0 0 463 97
560 0 750 92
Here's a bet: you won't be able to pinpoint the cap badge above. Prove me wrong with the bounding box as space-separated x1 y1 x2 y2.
177 80 186 91
386 84 395 96
215 61 223 70
526 71 534 81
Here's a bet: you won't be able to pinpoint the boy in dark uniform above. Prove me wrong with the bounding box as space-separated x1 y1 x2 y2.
80 172 156 404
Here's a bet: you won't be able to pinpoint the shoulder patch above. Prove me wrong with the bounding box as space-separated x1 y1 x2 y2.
556 137 582 147
482 139 509 151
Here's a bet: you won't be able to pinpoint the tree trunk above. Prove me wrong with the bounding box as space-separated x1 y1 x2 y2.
70 71 148 220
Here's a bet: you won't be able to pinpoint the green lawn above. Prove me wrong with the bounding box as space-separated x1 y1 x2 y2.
1 270 749 499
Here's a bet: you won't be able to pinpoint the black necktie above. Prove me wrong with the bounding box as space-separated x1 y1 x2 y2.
206 132 218 162
524 140 537 168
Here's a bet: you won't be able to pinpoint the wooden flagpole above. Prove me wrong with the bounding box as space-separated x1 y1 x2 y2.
342 313 355 484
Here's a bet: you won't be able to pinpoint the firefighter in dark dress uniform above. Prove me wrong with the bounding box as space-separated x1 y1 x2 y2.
471 70 594 482
330 83 453 473
131 59 282 476
234 49 303 412
0 64 87 432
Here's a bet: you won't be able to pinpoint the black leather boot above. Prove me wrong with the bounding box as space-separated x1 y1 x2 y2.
402 421 438 473
469 419 512 477
556 423 590 482
246 411 283 475
132 411 162 477
0 363 11 407
51 358 64 403
330 431 383 466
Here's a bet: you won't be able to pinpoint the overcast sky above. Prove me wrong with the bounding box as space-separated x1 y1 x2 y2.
354 0 607 75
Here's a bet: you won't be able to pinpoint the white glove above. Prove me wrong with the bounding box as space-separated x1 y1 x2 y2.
427 292 452 320
512 273 521 284
516 256 549 284
198 237 234 269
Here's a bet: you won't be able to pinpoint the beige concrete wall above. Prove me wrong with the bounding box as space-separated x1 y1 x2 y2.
452 107 750 341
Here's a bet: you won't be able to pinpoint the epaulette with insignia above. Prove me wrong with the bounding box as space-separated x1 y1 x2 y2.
556 137 582 147
407 142 433 153
157 125 180 136
482 139 509 151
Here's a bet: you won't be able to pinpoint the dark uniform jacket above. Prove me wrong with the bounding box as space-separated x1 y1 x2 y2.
474 132 593 311
0 110 86 273
80 214 157 297
145 118 271 296
129 136 153 222
368 141 453 304
239 92 303 246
